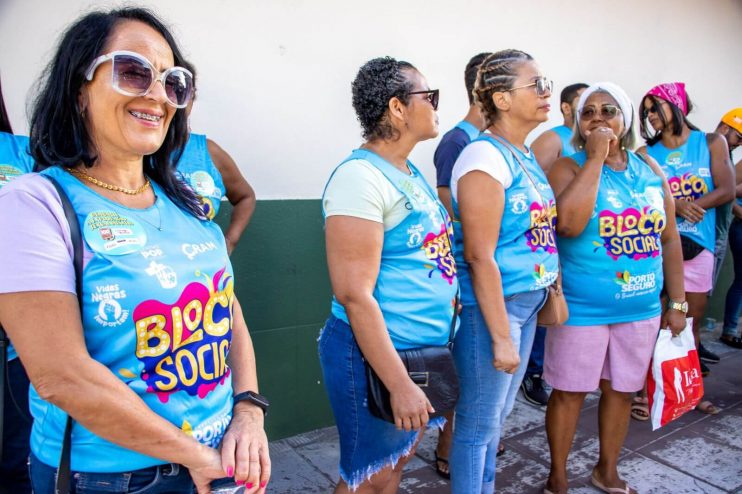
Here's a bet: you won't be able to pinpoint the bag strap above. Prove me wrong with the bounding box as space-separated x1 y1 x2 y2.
448 289 460 347
490 134 548 208
43 175 84 494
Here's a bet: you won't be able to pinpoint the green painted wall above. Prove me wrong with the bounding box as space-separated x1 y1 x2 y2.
215 200 334 440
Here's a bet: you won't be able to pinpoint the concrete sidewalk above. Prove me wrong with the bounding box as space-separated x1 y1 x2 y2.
268 329 742 493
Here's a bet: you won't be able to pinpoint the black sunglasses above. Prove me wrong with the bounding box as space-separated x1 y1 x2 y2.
408 89 439 111
641 100 665 119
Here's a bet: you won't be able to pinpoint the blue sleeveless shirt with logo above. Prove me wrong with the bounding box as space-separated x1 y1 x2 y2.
452 135 559 304
551 125 576 156
558 151 666 325
176 133 225 220
32 166 235 472
647 130 715 252
322 149 459 350
454 120 480 141
2 132 35 361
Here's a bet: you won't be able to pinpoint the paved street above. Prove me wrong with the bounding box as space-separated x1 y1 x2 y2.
268 329 742 493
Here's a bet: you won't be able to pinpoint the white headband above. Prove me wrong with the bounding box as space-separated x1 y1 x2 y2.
576 81 634 138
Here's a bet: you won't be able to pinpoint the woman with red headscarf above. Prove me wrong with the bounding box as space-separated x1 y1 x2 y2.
639 82 734 415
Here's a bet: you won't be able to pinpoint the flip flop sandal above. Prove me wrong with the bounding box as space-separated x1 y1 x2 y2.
695 400 721 415
719 335 742 349
434 450 450 479
630 396 650 421
591 469 635 494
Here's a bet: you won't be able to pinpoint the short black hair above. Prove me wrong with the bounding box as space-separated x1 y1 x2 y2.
29 7 202 217
464 52 492 105
0 74 12 134
560 83 588 107
351 57 416 141
640 94 700 146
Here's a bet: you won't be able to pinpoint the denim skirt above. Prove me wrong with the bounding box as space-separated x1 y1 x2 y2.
318 315 443 490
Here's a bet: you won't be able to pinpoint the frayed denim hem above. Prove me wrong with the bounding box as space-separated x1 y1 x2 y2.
338 417 446 491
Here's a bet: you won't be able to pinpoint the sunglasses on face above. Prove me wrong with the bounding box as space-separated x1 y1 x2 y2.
408 89 440 111
85 50 194 108
580 104 621 121
641 100 666 119
505 77 553 97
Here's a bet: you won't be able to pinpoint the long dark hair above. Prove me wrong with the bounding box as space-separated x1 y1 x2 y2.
29 7 203 218
0 74 12 133
640 94 700 146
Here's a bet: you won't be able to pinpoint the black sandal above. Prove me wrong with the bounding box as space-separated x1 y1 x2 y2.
434 451 450 479
720 335 742 349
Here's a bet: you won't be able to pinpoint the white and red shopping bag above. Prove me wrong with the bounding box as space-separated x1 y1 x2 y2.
646 319 704 430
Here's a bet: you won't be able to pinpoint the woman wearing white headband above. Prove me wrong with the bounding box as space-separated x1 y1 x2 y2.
543 82 685 494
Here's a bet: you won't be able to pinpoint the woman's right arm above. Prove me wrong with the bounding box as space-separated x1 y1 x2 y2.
325 215 433 432
0 292 226 485
457 171 518 373
549 130 613 237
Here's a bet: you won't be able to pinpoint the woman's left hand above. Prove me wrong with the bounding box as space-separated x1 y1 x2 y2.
662 308 687 337
220 403 271 492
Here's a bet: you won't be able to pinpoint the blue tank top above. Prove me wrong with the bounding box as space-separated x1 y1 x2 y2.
454 120 480 141
2 132 35 361
647 130 715 252
176 134 225 220
32 167 235 472
558 151 666 325
452 135 559 303
322 149 459 350
552 125 576 156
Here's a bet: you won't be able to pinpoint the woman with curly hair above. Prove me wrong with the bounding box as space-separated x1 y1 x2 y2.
319 56 458 493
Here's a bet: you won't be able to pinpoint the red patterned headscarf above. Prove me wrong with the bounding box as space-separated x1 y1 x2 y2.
645 82 688 115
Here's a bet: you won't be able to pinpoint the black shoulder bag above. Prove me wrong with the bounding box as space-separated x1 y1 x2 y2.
44 175 84 494
365 290 460 423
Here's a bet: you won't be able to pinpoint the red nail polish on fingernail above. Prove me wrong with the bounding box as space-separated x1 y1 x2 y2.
235 480 244 486
260 481 267 488
226 467 234 477
246 483 254 489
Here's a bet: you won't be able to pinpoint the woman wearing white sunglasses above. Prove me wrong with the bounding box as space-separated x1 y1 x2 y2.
0 8 269 494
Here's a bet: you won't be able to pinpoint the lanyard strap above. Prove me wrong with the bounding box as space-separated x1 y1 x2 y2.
490 134 547 209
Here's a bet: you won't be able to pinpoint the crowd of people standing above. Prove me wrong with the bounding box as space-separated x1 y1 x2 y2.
0 6 740 494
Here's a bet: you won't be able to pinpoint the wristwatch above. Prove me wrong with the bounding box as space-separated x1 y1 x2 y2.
233 391 270 416
668 300 688 314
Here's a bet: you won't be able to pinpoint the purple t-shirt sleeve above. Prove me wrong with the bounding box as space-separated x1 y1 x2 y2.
433 127 470 188
0 174 76 294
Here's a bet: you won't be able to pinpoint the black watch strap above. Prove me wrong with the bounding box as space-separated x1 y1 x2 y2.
233 391 269 416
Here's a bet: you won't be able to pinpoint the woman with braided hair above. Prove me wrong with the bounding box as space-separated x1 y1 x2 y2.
319 57 458 493
447 49 558 492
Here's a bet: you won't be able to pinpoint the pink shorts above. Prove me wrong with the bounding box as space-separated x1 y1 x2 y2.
543 316 661 393
683 248 713 293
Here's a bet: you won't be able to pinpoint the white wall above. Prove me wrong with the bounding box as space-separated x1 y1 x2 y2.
1 0 740 198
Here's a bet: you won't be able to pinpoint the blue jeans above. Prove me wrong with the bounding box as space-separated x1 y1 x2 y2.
1 357 32 494
526 326 546 376
723 219 742 337
450 289 546 494
29 454 236 493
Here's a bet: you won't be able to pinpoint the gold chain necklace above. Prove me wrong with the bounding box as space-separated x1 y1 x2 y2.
67 167 151 195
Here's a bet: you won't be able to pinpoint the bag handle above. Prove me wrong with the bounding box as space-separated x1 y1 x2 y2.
43 175 84 494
